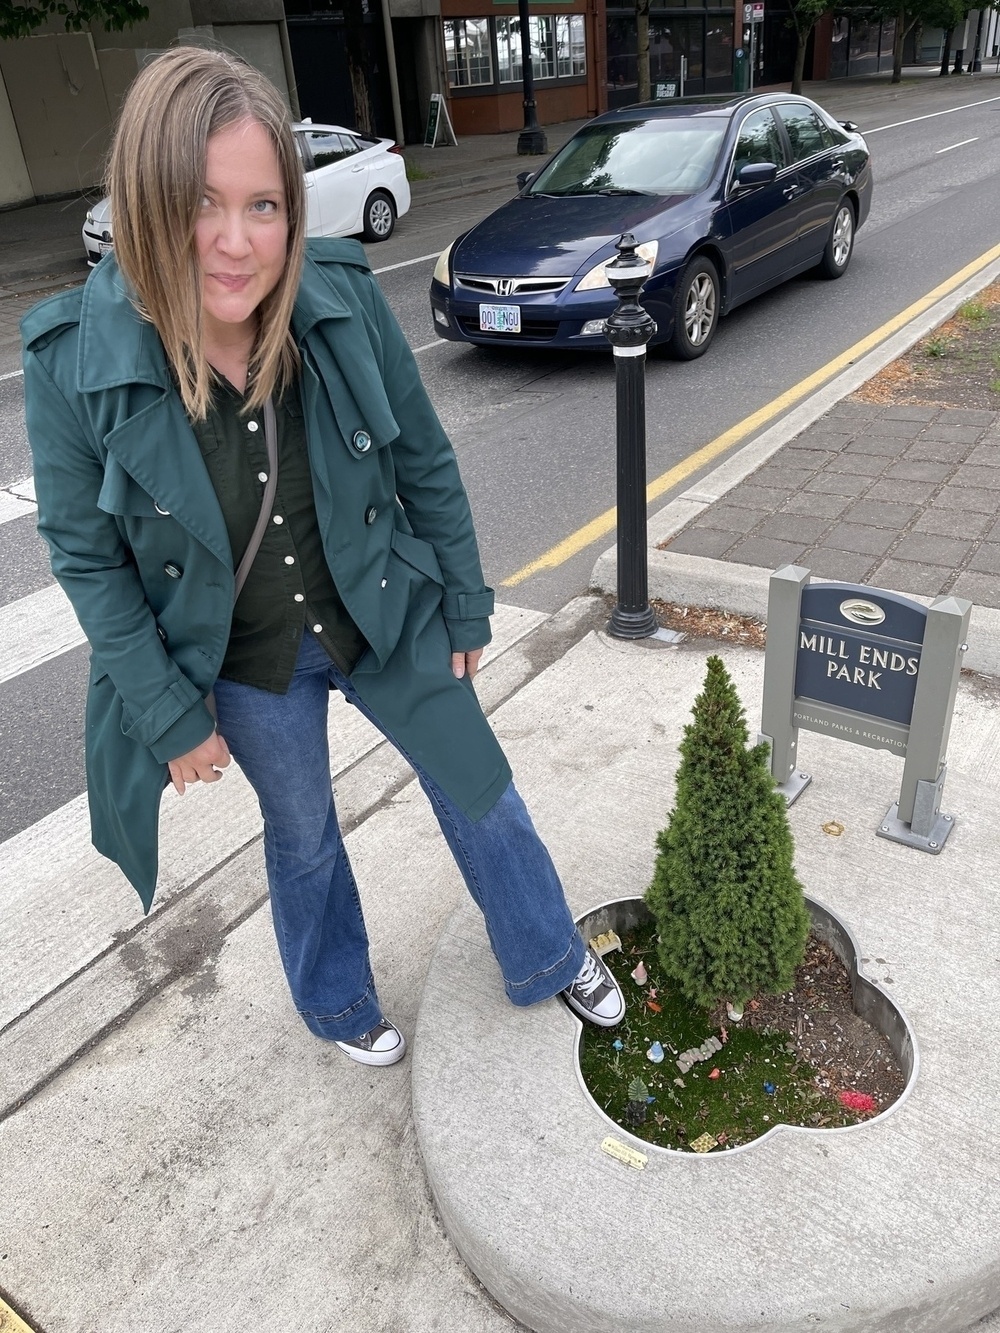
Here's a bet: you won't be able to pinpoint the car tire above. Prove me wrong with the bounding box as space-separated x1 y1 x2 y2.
668 255 720 360
817 199 855 279
362 190 396 242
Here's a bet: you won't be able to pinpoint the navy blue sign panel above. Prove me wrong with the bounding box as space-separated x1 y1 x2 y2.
794 583 928 727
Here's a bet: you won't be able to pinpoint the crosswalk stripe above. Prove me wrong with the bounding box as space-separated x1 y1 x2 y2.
0 476 36 527
0 582 85 685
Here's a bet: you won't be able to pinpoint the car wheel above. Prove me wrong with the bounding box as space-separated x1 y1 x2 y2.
362 190 396 242
817 200 855 279
668 255 720 360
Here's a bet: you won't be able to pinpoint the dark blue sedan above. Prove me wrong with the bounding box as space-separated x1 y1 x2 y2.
429 93 872 358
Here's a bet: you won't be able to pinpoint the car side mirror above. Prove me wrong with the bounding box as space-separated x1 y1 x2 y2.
735 161 778 188
516 170 536 191
840 120 859 133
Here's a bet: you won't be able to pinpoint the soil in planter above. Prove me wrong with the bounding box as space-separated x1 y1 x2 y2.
580 921 907 1153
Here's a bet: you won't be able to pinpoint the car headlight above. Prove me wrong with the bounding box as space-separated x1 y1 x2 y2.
433 243 454 286
86 211 94 225
575 241 659 291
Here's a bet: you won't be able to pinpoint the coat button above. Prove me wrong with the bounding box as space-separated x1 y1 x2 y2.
364 506 378 525
164 562 183 579
156 625 168 644
154 501 170 516
353 430 372 454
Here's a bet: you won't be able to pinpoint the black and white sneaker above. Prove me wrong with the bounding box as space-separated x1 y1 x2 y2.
334 1020 406 1066
562 949 626 1027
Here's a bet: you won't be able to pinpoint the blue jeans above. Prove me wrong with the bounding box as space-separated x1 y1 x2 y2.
212 631 585 1041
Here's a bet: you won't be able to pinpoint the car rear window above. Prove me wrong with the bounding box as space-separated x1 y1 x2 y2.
528 119 727 197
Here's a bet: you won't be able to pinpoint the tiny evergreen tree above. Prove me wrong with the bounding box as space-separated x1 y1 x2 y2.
645 655 809 1010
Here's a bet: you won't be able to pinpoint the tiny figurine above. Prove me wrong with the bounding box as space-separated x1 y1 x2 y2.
631 961 648 985
646 1041 665 1064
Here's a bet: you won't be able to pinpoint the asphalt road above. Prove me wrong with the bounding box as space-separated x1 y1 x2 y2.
3 75 1000 842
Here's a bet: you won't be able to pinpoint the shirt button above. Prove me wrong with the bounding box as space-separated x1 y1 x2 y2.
284 556 295 565
312 623 323 633
294 594 304 603
248 421 259 433
273 515 284 525
364 506 377 525
258 472 268 483
163 562 183 578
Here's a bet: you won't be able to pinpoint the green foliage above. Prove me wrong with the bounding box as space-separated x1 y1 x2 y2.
959 300 990 325
645 656 809 1009
627 1076 649 1103
0 0 147 39
925 335 950 358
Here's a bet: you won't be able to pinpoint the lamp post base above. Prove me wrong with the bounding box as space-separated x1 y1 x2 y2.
607 605 659 639
517 127 548 155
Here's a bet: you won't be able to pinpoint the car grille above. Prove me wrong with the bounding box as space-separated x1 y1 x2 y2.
457 316 561 341
455 274 570 297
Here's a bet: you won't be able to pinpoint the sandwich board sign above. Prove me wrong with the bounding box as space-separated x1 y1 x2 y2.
759 565 971 853
424 93 458 148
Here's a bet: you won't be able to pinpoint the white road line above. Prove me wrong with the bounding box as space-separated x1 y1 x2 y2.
373 251 442 274
0 599 547 1029
413 337 448 355
0 368 24 381
865 94 1000 134
936 136 980 154
0 476 36 526
0 581 85 685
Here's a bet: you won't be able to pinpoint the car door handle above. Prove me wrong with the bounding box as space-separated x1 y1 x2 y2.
351 165 365 173
782 184 801 198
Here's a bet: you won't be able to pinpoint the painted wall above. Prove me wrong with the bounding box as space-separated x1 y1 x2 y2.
0 1 293 205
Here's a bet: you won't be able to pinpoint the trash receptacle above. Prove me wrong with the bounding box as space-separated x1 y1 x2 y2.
733 47 748 91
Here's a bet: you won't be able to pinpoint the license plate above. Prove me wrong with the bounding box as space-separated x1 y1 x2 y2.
479 303 521 334
99 240 114 254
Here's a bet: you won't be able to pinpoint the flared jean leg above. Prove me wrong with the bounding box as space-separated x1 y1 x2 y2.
330 663 586 1006
212 639 384 1042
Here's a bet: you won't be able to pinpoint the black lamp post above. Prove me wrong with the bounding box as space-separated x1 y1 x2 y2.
604 233 659 639
516 0 547 155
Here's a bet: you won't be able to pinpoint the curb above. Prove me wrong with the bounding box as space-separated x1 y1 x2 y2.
590 253 1000 680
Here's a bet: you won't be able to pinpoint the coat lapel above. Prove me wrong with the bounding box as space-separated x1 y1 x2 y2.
78 260 232 570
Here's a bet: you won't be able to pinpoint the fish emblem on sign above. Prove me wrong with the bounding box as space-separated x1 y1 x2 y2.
839 599 887 626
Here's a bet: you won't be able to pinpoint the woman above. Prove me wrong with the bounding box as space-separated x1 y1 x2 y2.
23 47 624 1066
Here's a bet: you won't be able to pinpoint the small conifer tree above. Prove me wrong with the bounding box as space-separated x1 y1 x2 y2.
645 655 809 1010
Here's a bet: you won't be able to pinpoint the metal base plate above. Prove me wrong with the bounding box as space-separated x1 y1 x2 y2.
774 770 812 805
876 802 955 854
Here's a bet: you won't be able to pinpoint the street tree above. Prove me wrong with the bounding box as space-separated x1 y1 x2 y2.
0 0 147 39
636 0 652 102
789 0 833 93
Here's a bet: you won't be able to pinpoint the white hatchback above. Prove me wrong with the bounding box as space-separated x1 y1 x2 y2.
82 119 411 266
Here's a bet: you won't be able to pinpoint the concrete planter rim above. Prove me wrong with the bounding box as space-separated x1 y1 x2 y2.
572 892 921 1160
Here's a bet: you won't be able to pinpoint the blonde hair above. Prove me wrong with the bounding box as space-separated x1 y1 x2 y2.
107 46 305 419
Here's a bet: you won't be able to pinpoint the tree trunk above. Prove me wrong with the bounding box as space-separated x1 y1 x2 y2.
790 23 809 94
892 3 904 81
344 0 375 134
636 0 651 102
939 25 953 75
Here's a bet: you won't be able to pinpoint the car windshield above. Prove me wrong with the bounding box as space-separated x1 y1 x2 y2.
527 118 727 198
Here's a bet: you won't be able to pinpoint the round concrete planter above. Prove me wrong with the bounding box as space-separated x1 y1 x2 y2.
573 894 918 1156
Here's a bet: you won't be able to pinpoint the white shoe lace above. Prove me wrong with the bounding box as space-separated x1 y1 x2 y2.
572 951 604 998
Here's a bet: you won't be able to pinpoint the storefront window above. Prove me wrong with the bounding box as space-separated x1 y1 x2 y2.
497 14 585 82
444 18 494 87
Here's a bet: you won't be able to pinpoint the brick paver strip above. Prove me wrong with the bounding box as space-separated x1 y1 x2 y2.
661 400 1000 611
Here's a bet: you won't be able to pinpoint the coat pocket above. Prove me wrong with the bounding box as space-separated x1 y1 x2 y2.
389 528 444 584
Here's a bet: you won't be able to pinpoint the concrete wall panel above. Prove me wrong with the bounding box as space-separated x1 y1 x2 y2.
0 76 33 207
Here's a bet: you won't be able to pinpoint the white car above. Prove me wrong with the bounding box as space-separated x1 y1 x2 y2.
82 119 411 266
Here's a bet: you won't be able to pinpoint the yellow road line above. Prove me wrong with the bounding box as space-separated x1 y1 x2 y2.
500 241 1000 588
0 1297 37 1333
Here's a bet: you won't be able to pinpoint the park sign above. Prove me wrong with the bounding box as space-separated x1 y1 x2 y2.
759 566 971 854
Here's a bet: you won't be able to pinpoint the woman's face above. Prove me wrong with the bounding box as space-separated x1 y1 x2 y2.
196 118 289 345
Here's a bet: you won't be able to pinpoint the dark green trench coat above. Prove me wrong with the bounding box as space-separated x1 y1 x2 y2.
22 238 511 911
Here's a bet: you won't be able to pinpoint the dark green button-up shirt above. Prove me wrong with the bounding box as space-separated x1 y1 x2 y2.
191 375 367 691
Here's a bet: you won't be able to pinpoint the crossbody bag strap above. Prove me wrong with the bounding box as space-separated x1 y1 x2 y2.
233 395 279 603
204 398 280 724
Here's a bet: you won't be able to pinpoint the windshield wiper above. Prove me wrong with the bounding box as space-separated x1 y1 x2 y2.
596 187 653 196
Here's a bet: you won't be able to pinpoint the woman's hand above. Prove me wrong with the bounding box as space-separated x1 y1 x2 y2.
167 732 232 796
451 648 484 681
